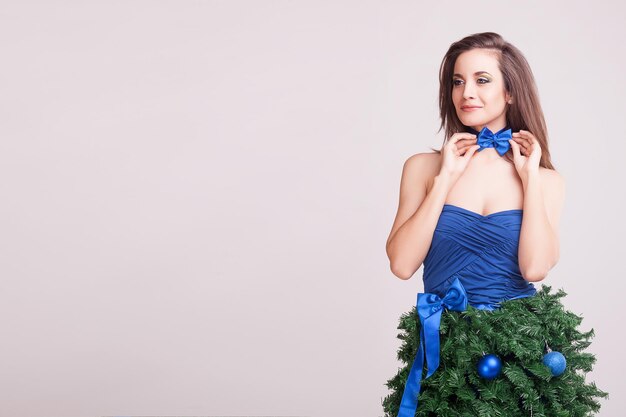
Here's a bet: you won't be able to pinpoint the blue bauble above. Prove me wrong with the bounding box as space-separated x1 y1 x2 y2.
477 353 502 380
543 351 567 376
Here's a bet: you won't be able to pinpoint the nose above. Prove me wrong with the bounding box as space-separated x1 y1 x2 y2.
462 81 477 100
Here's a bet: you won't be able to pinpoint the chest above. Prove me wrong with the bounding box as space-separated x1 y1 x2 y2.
428 158 525 215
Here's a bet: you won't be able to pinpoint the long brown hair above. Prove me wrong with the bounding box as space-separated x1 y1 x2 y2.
431 32 555 170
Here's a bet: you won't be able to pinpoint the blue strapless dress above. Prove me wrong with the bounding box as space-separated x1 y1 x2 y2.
397 204 537 417
423 204 537 307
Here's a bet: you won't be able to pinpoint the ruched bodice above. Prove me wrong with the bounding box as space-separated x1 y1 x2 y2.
423 204 536 308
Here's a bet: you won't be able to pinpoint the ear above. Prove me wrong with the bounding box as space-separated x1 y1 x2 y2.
505 92 513 104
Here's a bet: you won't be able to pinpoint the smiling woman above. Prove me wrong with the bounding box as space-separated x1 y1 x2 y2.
435 34 554 169
382 32 608 417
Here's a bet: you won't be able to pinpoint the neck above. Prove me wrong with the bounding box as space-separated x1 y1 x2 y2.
472 123 507 133
475 147 505 163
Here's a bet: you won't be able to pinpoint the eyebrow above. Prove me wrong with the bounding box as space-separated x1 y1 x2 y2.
453 71 492 78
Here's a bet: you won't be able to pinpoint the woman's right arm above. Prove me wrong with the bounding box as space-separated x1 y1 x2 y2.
386 134 479 280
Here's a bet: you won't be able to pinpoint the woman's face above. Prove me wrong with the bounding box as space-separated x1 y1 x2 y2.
451 48 511 132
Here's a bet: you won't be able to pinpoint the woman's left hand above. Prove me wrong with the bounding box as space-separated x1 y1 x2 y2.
509 130 541 184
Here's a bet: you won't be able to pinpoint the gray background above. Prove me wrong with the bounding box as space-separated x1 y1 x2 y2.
0 1 623 416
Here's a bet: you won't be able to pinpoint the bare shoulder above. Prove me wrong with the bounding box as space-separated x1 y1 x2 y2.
387 151 441 251
539 167 566 194
404 151 441 169
403 152 441 192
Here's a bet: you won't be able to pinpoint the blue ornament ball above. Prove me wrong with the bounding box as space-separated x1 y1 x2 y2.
543 351 567 376
477 353 502 380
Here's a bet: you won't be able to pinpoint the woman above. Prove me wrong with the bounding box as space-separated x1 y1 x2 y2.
382 32 607 417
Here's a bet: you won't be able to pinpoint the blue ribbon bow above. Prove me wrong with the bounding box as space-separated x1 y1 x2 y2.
475 126 512 156
397 277 468 417
396 278 536 417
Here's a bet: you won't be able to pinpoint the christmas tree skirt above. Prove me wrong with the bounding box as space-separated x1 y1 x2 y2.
382 285 609 417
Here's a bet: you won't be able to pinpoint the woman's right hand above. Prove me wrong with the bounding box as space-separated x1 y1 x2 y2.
439 132 481 183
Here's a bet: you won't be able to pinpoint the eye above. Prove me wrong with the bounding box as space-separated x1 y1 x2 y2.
453 78 490 86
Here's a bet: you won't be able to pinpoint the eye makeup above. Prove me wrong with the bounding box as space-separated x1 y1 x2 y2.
452 76 492 86
453 71 493 78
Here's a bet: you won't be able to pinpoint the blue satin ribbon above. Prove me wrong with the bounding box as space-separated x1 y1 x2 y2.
397 277 468 417
474 126 513 156
397 280 535 417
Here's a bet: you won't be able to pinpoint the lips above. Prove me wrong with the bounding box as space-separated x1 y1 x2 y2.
461 105 482 109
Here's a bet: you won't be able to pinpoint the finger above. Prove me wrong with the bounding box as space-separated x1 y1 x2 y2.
512 132 529 141
455 139 478 148
518 130 536 144
463 144 481 159
449 133 477 144
457 142 478 155
456 138 478 144
511 137 530 153
509 139 522 158
513 142 530 157
452 142 477 156
511 135 531 153
521 134 541 152
519 137 538 156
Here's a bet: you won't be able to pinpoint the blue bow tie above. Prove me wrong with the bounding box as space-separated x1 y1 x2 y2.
472 126 512 156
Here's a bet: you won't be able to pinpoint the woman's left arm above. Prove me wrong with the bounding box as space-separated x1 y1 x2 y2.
509 131 566 282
